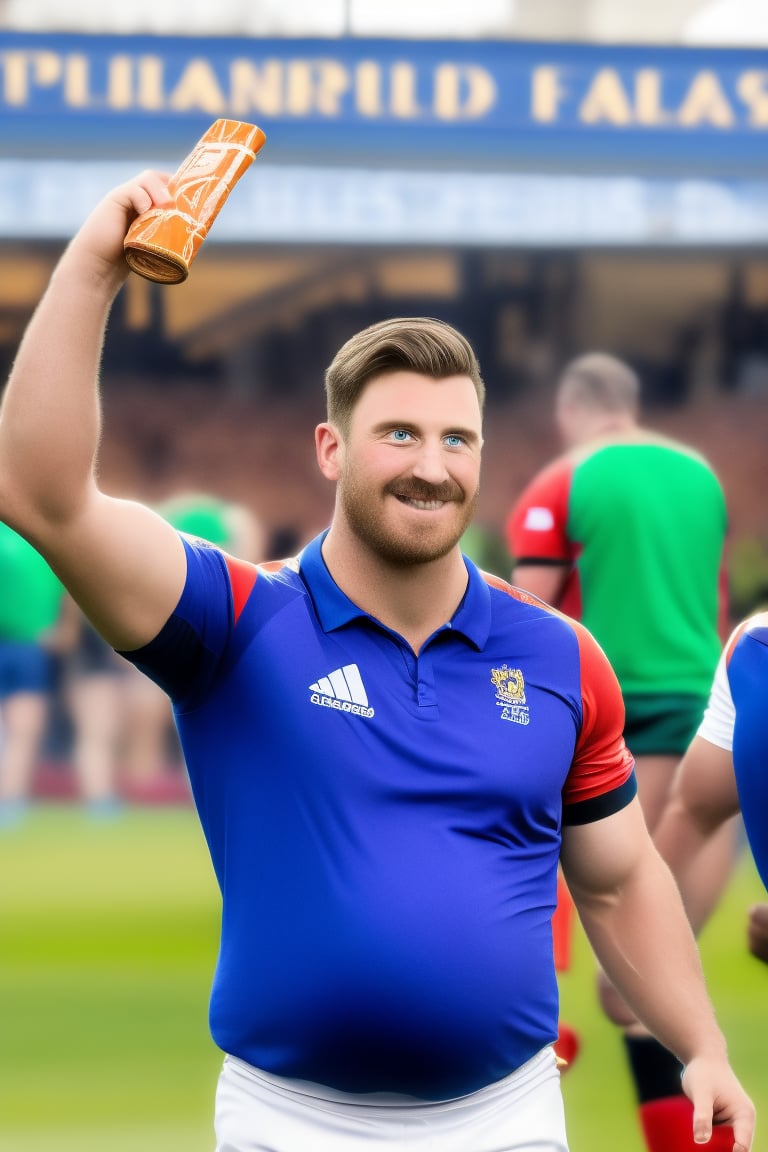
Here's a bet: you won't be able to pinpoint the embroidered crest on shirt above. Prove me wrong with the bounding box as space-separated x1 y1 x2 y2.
309 663 375 719
491 665 530 726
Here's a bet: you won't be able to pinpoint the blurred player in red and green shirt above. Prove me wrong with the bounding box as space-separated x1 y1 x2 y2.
507 352 738 1152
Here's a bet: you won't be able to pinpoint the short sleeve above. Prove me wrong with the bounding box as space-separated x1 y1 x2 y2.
118 536 256 704
506 456 575 565
562 621 637 825
697 615 765 751
697 648 735 751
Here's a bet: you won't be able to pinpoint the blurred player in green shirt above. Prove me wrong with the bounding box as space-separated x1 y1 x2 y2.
507 352 737 1152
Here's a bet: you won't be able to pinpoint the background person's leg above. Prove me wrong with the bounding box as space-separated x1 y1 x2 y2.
0 691 48 821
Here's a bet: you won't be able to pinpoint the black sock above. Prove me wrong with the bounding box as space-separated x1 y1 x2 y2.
623 1034 684 1103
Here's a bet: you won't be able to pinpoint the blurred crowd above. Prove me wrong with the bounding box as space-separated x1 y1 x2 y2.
0 491 306 824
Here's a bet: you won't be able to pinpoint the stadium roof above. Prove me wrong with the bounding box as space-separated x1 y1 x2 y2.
3 0 768 46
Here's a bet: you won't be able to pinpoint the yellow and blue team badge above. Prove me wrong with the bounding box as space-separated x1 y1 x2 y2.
491 665 530 726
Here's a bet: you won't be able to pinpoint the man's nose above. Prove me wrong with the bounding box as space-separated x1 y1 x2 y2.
410 439 450 483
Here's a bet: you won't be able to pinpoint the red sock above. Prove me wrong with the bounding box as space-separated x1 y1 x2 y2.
639 1095 735 1151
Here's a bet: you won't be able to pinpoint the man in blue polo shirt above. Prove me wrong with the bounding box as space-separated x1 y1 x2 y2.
0 170 754 1152
654 611 768 949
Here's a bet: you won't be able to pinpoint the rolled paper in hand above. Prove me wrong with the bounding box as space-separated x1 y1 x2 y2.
123 119 266 284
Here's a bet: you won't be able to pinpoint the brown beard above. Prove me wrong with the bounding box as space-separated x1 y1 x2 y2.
339 472 479 567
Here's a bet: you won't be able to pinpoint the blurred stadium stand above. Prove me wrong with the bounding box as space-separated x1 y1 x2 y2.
1 1 766 544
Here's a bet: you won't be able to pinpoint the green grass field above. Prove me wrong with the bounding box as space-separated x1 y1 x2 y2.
559 841 767 1152
1 805 765 1151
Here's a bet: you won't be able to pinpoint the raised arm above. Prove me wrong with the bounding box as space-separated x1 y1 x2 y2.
561 799 754 1151
0 172 187 651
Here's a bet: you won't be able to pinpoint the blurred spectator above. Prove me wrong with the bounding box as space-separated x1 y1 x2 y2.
0 522 67 827
506 351 737 1152
59 594 127 818
121 492 264 790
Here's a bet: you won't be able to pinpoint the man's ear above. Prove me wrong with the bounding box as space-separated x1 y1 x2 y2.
315 422 343 481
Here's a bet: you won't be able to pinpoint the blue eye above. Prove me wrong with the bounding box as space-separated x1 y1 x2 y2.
445 434 464 448
391 429 412 442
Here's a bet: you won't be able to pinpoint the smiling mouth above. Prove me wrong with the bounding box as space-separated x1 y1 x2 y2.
395 496 446 511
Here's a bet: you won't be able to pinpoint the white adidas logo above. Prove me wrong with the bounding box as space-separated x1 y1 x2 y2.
309 664 375 719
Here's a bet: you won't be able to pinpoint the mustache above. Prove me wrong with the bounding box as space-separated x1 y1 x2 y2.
385 479 465 503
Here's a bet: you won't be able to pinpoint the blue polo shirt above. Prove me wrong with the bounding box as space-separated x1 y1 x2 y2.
726 617 768 890
123 531 635 1100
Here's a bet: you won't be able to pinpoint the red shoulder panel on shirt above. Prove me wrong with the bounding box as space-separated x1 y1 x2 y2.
223 555 259 625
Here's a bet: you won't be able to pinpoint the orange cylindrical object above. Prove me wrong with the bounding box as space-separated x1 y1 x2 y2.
123 119 266 285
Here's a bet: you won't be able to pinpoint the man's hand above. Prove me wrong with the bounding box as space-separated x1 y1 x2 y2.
747 902 768 964
70 171 173 287
681 1057 755 1151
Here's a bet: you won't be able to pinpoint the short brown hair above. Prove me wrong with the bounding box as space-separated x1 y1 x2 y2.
325 317 485 435
557 352 640 413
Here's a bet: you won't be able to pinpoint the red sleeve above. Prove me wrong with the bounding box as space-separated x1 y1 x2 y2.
562 621 637 825
505 456 576 565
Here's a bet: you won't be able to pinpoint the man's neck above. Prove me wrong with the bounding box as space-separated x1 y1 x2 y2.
320 525 469 653
566 415 643 456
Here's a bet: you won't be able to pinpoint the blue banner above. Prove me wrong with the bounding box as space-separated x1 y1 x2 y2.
3 158 768 247
1 32 768 174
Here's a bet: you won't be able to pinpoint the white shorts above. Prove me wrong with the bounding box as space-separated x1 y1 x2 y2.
214 1046 568 1152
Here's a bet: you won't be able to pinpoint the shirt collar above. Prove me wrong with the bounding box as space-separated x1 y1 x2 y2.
298 531 491 650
